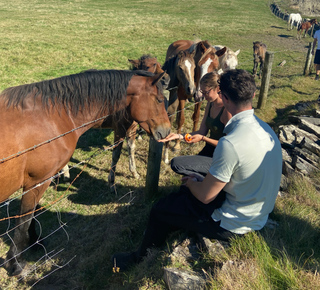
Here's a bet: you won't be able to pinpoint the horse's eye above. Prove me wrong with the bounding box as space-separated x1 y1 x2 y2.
156 95 164 104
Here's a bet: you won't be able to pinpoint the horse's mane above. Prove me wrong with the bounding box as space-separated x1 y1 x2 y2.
162 55 179 89
1 70 155 115
130 54 157 70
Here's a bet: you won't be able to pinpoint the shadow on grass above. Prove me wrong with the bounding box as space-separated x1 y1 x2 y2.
271 26 286 29
278 34 294 38
262 211 320 272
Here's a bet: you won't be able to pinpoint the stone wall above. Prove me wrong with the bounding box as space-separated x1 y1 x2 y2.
279 103 320 191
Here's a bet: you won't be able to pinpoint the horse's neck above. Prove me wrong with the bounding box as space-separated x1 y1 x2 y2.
70 104 125 136
163 57 179 89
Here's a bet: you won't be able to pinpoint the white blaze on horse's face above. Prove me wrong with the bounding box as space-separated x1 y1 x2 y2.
185 59 193 80
200 58 213 80
195 58 213 101
184 59 196 95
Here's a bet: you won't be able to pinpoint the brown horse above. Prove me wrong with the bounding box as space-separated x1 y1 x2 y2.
104 55 170 187
162 40 225 163
297 19 318 39
0 69 170 275
253 41 267 79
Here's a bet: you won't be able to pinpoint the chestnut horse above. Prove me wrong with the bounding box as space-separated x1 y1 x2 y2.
104 55 170 186
253 41 267 79
162 40 225 163
0 69 170 276
297 19 318 39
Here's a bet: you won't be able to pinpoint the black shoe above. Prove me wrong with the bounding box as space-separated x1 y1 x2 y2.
315 75 319 80
111 251 138 272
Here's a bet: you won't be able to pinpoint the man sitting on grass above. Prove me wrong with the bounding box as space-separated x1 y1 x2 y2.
112 69 283 271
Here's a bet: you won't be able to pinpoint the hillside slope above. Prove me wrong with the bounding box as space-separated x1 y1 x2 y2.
290 0 320 16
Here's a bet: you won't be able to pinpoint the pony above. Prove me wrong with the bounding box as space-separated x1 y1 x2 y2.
0 69 171 276
162 40 225 163
62 56 170 187
288 13 302 30
297 19 318 39
253 41 267 79
213 45 240 74
106 55 170 186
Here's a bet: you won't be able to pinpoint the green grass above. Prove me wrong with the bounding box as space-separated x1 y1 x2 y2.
0 0 320 289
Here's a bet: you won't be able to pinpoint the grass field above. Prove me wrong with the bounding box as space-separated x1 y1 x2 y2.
0 0 320 289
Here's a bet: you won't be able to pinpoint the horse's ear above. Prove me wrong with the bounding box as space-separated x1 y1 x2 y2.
177 50 184 58
235 49 240 56
128 59 140 69
190 48 196 58
215 46 227 57
151 72 166 86
199 41 207 53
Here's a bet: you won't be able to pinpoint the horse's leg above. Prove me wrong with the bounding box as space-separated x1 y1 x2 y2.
5 181 50 276
108 128 125 190
192 101 202 132
253 60 258 77
258 62 261 79
126 122 139 179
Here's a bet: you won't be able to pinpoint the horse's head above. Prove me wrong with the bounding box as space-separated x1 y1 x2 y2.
311 19 318 25
128 55 159 73
126 72 171 140
253 41 260 55
253 42 267 60
129 56 170 90
194 46 221 101
175 50 196 96
224 49 240 70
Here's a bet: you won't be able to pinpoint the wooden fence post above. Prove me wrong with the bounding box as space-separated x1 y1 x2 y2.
310 24 315 38
257 51 274 109
145 137 163 200
304 42 313 76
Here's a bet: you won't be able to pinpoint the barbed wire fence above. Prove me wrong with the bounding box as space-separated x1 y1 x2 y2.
0 96 206 285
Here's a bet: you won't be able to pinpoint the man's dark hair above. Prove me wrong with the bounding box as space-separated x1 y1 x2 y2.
219 69 256 106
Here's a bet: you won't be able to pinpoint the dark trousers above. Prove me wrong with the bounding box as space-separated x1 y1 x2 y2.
314 50 320 65
170 143 215 177
171 155 212 177
137 186 239 259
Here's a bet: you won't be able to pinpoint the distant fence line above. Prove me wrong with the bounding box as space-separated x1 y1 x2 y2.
270 2 320 35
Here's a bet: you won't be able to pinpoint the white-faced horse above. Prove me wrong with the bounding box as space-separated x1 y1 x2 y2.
288 13 302 30
213 45 240 74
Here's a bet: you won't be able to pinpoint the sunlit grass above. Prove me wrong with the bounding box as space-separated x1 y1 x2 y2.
0 0 319 288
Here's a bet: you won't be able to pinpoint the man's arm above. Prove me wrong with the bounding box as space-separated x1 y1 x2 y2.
186 173 226 204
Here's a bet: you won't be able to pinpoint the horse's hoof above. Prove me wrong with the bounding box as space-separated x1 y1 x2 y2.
172 146 181 152
5 260 26 276
132 172 140 179
108 182 116 193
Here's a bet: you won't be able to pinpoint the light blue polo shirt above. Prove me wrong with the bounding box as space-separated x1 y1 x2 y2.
209 109 282 234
